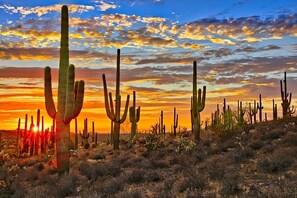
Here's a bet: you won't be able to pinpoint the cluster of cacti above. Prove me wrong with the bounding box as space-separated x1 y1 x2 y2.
280 71 292 118
237 101 246 125
79 118 90 149
248 101 258 124
173 107 178 136
16 109 54 156
191 61 206 141
129 91 140 139
102 49 130 150
44 5 85 173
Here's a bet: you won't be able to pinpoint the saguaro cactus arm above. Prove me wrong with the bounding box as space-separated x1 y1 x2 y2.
44 67 57 119
120 95 130 123
102 74 116 120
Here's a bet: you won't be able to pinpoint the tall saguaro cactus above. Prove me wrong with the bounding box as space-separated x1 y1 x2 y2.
257 94 264 122
191 61 206 141
173 107 178 136
102 49 130 150
272 99 278 120
44 5 85 174
129 91 140 139
280 71 292 118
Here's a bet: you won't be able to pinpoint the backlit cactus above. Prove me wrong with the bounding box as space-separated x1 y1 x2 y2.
80 118 90 149
44 5 85 173
173 107 178 136
102 49 130 150
257 94 264 122
272 99 278 120
129 91 140 139
191 61 206 141
280 71 292 118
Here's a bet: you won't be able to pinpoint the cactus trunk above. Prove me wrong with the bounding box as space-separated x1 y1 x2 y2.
191 61 206 141
102 49 130 150
44 5 84 174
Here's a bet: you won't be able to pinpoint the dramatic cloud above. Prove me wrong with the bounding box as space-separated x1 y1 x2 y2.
0 4 94 17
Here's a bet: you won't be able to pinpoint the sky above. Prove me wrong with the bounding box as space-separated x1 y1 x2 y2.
0 0 297 132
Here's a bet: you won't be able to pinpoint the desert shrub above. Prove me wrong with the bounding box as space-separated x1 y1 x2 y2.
126 169 145 184
231 148 255 164
89 153 105 160
207 156 232 180
114 188 142 198
282 131 297 146
0 152 20 196
175 136 196 154
176 174 207 193
99 176 126 196
192 150 208 162
261 144 276 153
248 141 264 150
52 172 79 198
78 160 120 181
151 159 168 169
261 128 286 141
144 133 165 151
144 170 160 182
220 170 242 196
257 148 295 173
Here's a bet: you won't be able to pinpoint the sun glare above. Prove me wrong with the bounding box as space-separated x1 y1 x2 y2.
33 126 38 133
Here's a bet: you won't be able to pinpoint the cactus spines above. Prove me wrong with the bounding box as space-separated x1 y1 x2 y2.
280 71 292 118
102 49 130 150
44 5 85 173
257 94 264 122
129 91 140 139
273 99 278 120
191 61 206 141
173 107 178 136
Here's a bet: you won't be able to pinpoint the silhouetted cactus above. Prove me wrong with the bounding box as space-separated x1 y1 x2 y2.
44 5 85 173
92 121 96 143
248 101 257 124
257 94 264 122
102 49 130 150
280 71 292 118
158 111 165 134
80 118 90 149
129 91 140 139
273 99 278 120
173 107 178 136
238 101 245 125
16 118 21 155
191 61 206 141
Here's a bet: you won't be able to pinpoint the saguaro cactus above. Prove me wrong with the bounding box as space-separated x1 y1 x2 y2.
238 101 245 125
273 99 278 120
102 49 130 150
191 61 206 141
44 5 85 173
129 91 140 139
80 118 89 149
158 111 165 134
280 71 292 118
173 107 178 136
257 94 264 122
